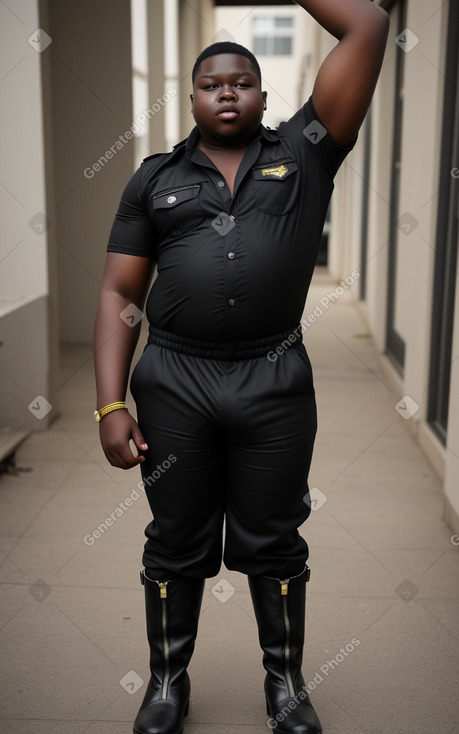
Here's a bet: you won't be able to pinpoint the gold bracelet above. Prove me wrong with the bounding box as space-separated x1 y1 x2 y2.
94 401 127 422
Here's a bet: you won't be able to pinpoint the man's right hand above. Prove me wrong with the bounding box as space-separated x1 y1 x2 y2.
98 409 149 469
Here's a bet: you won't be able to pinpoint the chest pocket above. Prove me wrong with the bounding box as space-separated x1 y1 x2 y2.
152 184 205 237
251 159 299 216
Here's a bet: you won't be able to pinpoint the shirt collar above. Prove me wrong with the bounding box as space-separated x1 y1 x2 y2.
181 123 279 160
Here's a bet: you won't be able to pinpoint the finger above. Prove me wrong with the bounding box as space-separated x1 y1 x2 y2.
109 447 144 470
133 431 148 451
122 449 145 469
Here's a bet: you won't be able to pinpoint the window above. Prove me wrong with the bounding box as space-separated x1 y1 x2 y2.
253 16 294 56
385 0 407 374
359 109 372 301
427 0 459 444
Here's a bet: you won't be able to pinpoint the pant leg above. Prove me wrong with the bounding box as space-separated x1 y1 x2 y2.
130 343 225 579
222 341 317 578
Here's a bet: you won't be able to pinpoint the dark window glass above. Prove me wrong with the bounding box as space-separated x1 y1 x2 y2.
273 37 292 55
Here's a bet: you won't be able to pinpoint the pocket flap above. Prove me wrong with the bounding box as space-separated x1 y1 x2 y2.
153 185 201 209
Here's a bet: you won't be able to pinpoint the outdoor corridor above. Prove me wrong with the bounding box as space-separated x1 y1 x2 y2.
1 271 458 734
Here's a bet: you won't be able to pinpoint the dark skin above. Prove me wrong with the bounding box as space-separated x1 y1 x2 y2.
191 55 267 195
94 0 389 469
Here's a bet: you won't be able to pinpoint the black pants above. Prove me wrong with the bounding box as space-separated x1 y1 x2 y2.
130 326 317 580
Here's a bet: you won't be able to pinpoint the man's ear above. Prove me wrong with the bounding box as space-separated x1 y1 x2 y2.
190 94 194 102
262 91 267 110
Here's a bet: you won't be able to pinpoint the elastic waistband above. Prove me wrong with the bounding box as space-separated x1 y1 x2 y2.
147 324 303 361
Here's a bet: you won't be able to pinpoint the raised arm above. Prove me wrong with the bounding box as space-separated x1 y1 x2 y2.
295 0 390 145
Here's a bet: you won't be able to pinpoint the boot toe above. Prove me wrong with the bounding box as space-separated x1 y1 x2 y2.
267 695 322 734
133 698 187 734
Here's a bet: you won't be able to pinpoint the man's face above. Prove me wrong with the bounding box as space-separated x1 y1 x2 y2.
191 54 267 147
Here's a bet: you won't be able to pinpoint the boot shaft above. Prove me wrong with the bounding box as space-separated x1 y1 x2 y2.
134 572 205 734
141 571 205 694
248 565 310 695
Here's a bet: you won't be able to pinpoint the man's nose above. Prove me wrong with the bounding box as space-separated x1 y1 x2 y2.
219 85 237 101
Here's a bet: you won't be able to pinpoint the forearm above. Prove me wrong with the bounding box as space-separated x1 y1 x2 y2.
294 0 389 40
93 289 142 408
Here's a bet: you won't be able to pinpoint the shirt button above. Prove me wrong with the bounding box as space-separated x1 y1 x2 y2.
229 215 235 222
228 252 235 260
167 196 176 204
228 298 236 307
217 180 225 188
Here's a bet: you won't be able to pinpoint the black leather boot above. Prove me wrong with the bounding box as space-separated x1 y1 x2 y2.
248 565 322 734
133 571 205 734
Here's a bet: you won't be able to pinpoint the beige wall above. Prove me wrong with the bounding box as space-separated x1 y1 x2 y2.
0 0 135 447
320 0 459 529
0 0 49 306
330 0 447 400
394 0 445 407
147 0 166 154
358 0 448 421
179 0 215 139
48 0 134 344
0 0 58 438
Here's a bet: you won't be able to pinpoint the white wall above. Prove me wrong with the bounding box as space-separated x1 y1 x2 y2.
0 0 57 439
356 0 448 420
48 0 134 344
179 0 215 138
0 0 49 309
357 4 398 355
393 0 446 415
330 0 448 413
317 0 459 529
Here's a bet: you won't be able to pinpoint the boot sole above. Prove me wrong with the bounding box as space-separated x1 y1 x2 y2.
132 698 189 734
266 697 322 734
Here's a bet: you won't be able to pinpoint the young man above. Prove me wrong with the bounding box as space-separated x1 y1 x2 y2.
94 2 389 733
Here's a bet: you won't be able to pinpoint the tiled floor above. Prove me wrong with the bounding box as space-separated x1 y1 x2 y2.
1 273 459 733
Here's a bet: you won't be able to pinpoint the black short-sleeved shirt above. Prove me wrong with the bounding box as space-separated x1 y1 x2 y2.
107 96 356 341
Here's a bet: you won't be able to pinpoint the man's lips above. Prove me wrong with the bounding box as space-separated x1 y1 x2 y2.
216 106 240 120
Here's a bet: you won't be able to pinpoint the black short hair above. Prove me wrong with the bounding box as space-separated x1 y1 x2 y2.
192 42 262 85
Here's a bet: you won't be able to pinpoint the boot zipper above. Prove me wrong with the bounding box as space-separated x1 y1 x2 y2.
279 579 295 698
157 581 170 700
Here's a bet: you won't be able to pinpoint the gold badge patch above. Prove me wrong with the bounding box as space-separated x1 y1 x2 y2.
261 164 288 179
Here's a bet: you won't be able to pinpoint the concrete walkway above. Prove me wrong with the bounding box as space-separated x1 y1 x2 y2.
1 271 459 734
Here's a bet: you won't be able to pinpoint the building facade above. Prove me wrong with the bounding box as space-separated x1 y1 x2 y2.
323 0 459 535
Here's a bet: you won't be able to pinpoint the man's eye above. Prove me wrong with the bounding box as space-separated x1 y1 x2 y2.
236 83 249 88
